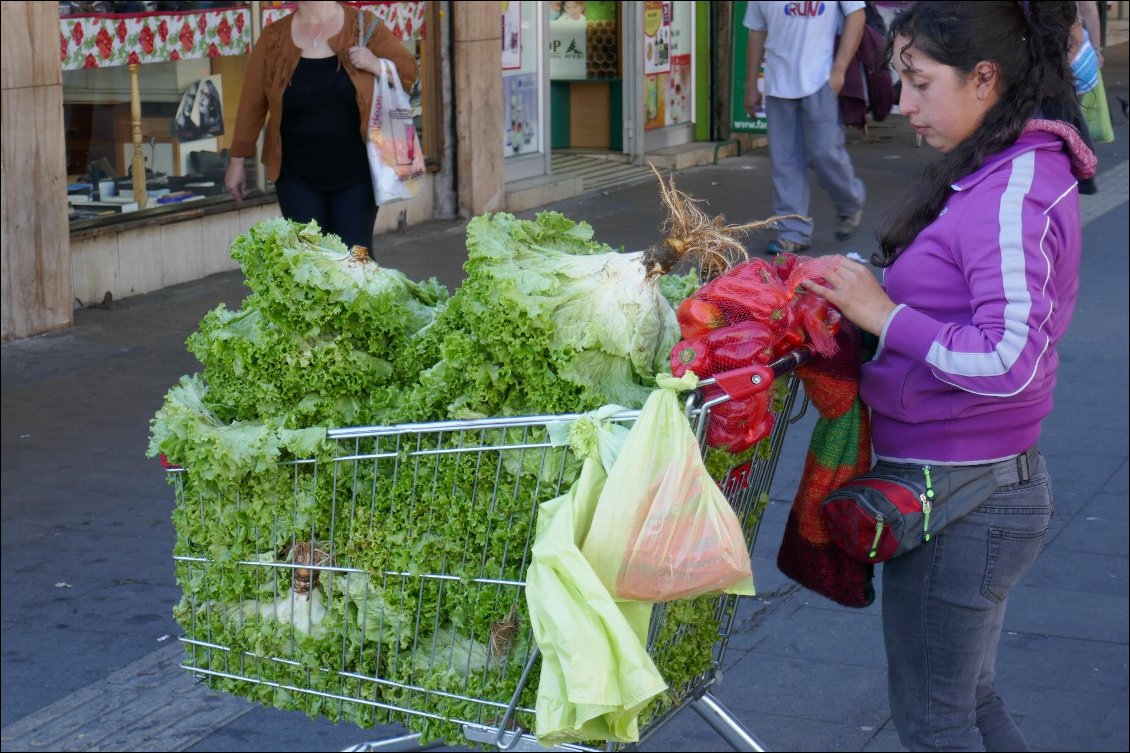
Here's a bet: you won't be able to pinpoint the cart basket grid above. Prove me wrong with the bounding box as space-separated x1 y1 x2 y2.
168 354 810 751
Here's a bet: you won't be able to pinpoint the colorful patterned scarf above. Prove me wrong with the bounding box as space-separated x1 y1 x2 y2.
776 324 875 608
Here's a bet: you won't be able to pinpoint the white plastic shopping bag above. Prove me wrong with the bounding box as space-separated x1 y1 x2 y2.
366 58 425 206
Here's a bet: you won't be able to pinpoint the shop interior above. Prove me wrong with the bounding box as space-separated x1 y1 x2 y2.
61 1 428 227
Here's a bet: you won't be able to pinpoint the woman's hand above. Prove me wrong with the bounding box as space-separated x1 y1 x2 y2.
802 256 897 337
348 45 381 75
224 157 246 203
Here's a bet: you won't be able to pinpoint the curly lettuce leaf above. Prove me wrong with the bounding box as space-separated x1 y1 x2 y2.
399 212 686 419
229 216 447 358
187 305 397 427
146 374 332 485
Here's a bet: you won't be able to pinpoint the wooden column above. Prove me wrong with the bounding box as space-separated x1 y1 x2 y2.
1 1 72 340
128 63 148 209
128 63 149 209
452 2 504 217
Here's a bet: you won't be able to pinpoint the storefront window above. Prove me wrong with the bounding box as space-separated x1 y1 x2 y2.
643 0 692 130
547 0 617 81
61 1 430 230
503 1 542 158
545 1 620 151
61 2 254 226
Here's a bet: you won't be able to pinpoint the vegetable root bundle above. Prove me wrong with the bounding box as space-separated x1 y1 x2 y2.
645 163 807 281
290 541 332 595
489 603 521 661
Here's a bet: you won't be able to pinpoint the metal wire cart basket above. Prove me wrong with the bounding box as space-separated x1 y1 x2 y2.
167 351 812 753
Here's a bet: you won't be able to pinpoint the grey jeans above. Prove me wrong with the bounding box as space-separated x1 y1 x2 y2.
882 453 1053 751
765 84 866 245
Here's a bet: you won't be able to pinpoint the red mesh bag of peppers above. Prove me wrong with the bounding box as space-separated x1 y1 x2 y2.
670 253 845 454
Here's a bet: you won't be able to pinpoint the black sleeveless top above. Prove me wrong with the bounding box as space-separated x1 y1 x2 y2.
279 56 369 190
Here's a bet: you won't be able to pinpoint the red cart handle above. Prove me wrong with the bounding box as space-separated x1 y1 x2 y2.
697 346 816 402
711 363 775 401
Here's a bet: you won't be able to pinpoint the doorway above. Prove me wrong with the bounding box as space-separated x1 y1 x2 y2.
547 1 623 154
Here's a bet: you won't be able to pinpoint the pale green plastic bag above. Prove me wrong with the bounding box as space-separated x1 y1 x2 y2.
582 373 755 602
526 407 668 745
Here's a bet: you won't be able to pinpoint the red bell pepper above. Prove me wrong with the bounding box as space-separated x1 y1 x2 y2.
676 298 727 340
771 252 801 285
706 390 773 453
777 255 843 301
771 323 806 357
696 261 793 337
703 321 775 372
720 416 775 455
737 412 776 453
670 337 711 378
158 453 182 470
794 289 843 357
706 408 749 451
710 390 767 424
824 307 843 337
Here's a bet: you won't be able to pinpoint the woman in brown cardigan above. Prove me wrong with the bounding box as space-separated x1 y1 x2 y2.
224 1 418 250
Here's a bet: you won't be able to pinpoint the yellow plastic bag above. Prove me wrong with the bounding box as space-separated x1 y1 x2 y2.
526 406 667 744
582 373 755 602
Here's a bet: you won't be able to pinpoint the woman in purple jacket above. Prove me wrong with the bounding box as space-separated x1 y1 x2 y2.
806 2 1095 750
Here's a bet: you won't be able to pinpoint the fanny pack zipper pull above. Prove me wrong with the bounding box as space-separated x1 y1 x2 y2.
921 465 935 542
869 518 885 559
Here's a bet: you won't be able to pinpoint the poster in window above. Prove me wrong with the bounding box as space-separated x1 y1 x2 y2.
665 54 690 124
548 1 586 79
643 1 670 75
502 1 521 70
175 75 225 143
583 1 617 79
504 72 539 156
644 74 665 129
729 1 767 133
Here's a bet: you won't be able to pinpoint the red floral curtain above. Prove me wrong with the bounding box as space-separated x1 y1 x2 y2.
61 6 252 70
261 1 425 41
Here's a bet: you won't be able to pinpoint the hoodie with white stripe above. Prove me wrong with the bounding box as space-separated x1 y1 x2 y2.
861 120 1096 465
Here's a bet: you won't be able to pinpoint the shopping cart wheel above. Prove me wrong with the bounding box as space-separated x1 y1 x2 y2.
689 692 770 752
342 732 444 752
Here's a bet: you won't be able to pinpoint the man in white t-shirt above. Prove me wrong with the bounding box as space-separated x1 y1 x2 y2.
744 1 868 254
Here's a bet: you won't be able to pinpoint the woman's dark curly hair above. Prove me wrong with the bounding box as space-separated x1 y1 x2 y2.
874 1 1078 267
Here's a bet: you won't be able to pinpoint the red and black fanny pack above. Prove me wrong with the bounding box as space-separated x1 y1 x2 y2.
820 460 1004 563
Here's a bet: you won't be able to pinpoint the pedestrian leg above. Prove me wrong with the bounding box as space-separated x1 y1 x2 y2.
882 461 1052 751
765 95 813 247
803 85 865 220
275 172 332 229
327 181 380 252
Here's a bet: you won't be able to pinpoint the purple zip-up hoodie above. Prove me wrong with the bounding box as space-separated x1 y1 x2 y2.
860 120 1096 464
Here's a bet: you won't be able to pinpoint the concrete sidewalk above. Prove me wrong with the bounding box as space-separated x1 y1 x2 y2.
3 46 1128 752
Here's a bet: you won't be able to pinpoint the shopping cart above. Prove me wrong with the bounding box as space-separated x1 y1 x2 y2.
167 348 813 753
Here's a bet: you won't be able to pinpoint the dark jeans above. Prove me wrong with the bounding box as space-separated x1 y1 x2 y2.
882 453 1053 751
275 173 379 252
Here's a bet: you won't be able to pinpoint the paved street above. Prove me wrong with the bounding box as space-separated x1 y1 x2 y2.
2 42 1127 753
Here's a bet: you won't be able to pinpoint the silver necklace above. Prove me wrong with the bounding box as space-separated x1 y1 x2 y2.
303 14 331 48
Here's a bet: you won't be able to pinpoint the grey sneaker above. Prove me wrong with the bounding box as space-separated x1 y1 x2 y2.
766 239 812 255
834 210 863 241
